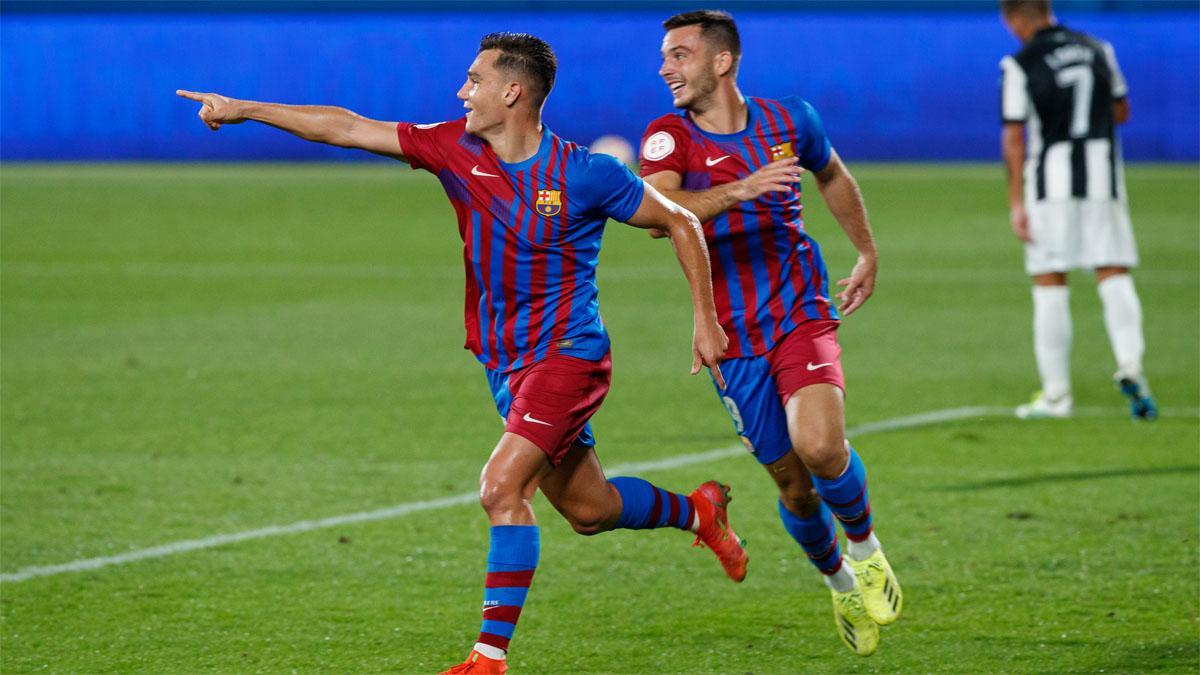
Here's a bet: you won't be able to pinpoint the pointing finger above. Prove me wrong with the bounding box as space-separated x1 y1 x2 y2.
691 352 702 376
176 90 206 102
711 363 726 390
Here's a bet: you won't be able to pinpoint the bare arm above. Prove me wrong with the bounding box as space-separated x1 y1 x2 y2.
1002 122 1030 243
176 90 404 158
1114 98 1130 125
625 183 729 387
811 149 878 316
643 158 802 225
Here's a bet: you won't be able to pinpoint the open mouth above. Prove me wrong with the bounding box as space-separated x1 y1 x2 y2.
669 82 685 95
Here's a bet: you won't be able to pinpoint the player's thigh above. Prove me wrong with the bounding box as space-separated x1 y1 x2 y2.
538 442 618 519
1080 199 1139 270
1025 200 1081 275
480 432 554 508
713 356 792 465
783 383 847 478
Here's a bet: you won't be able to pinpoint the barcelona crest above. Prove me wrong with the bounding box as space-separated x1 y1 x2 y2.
536 189 562 217
770 141 795 161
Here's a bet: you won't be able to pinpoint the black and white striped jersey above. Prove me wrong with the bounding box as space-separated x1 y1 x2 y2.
1000 25 1128 203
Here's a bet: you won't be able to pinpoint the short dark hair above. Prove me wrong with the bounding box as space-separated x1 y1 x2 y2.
478 32 557 108
1000 0 1051 18
663 10 742 63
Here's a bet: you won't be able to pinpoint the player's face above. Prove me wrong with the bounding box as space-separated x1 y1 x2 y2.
457 50 508 134
659 26 720 111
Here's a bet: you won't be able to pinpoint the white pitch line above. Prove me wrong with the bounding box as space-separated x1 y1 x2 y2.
3 404 1196 584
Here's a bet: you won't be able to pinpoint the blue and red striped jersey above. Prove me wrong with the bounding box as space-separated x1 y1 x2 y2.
639 96 837 359
396 119 645 373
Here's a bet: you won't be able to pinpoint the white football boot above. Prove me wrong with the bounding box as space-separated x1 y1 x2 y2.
1015 391 1074 419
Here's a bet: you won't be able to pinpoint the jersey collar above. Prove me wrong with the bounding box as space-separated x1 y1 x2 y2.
494 125 553 173
679 100 757 142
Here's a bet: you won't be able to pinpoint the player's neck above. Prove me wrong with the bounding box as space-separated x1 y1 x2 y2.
688 87 748 135
481 117 544 164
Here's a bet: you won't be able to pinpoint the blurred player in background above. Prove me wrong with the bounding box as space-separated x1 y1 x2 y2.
179 32 748 674
1000 0 1157 420
639 10 900 657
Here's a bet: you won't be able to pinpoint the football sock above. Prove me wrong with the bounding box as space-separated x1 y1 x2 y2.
777 498 844 575
813 446 874 543
475 525 539 659
1032 285 1072 400
608 476 696 531
823 558 857 593
1097 274 1145 379
846 531 881 561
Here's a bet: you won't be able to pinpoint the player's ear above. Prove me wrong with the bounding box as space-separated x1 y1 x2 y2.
503 81 522 108
714 51 734 77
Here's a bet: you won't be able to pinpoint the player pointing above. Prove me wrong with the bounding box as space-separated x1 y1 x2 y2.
180 32 747 674
639 11 900 656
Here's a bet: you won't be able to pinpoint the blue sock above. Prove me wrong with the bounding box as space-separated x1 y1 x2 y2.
778 499 843 574
476 525 539 654
812 445 874 542
609 476 694 530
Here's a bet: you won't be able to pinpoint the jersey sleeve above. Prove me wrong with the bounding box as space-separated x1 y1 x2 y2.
575 151 647 223
789 99 833 172
638 119 689 177
395 121 454 173
999 55 1030 123
1100 41 1128 99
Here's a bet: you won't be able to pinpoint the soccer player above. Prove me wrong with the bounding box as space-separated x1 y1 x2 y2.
178 32 749 674
638 11 900 657
999 0 1157 420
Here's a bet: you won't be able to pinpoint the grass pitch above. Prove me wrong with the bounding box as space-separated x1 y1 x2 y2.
1 163 1197 673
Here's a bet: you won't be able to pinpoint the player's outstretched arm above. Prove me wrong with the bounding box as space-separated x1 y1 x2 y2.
643 157 803 229
175 90 405 158
625 184 729 388
813 149 878 317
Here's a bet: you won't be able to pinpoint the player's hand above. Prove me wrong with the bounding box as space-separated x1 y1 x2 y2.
176 90 247 131
836 253 876 317
731 158 803 202
1010 203 1032 242
692 317 729 389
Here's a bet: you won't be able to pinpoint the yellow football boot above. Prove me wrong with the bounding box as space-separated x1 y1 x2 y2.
830 586 879 656
850 549 902 625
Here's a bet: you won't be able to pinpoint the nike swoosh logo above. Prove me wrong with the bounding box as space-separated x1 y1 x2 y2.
806 362 834 371
522 412 553 426
471 165 500 178
705 155 731 167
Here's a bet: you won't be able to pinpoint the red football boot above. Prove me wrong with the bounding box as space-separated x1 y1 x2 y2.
439 650 507 674
689 480 748 582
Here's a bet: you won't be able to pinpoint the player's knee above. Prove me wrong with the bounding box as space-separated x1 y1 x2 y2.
566 510 607 536
793 430 845 480
478 479 524 516
779 486 822 518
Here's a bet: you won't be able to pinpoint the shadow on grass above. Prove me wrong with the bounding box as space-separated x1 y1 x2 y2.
934 465 1200 491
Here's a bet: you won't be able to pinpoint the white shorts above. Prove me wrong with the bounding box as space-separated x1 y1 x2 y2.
1024 199 1139 275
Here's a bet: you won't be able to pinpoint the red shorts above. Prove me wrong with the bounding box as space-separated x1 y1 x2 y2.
766 319 845 405
503 352 611 465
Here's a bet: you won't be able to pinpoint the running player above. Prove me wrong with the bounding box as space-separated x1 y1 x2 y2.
639 11 900 656
1000 0 1157 420
179 32 747 675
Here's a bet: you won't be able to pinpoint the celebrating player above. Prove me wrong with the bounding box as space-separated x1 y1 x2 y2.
179 32 748 675
638 11 899 656
999 0 1157 420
